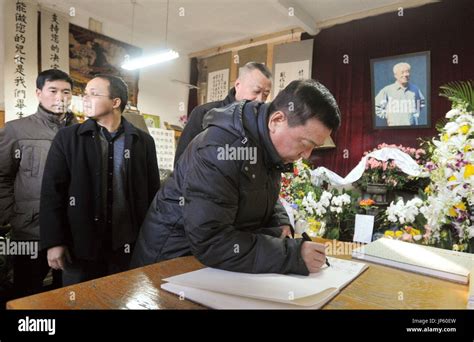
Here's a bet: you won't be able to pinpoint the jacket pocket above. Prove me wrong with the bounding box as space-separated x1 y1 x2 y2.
19 145 33 176
31 146 41 177
10 203 33 229
19 144 43 177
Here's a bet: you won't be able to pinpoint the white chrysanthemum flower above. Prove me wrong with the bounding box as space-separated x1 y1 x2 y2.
446 108 461 118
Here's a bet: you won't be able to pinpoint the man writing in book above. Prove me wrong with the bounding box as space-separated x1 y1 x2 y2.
131 79 341 275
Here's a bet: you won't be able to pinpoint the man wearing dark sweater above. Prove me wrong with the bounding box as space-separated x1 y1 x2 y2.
174 62 272 163
40 75 160 285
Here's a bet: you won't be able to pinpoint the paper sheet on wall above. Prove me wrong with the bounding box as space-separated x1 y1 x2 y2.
4 0 39 121
207 69 229 102
149 128 175 172
273 60 310 97
40 8 69 71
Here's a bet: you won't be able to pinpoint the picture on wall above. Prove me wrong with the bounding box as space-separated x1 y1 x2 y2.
69 23 142 106
371 51 430 129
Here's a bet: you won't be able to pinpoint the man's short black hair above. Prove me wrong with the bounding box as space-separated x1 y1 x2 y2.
268 79 341 131
94 74 129 113
36 69 73 90
240 61 273 80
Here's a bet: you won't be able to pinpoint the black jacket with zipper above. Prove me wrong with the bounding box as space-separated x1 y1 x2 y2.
39 117 160 260
131 100 309 275
174 87 236 164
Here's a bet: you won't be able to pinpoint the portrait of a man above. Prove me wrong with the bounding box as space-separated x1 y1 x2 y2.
371 51 430 129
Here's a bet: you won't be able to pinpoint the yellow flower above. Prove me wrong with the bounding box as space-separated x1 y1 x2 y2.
307 218 321 233
458 125 470 135
464 164 474 178
464 144 472 152
410 228 421 236
395 231 403 238
449 202 466 216
384 231 394 237
453 244 460 251
441 133 449 142
424 185 431 194
448 175 457 182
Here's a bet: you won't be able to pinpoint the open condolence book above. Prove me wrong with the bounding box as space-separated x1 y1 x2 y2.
161 257 368 309
352 238 473 284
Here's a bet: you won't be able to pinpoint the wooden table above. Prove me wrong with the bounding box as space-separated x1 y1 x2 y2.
6 239 469 309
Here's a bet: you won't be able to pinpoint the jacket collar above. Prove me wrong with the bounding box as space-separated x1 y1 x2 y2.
257 104 292 171
223 87 237 105
36 104 76 127
78 115 139 137
243 102 292 172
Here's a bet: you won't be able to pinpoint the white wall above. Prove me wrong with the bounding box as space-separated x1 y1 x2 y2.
1 0 189 125
137 54 189 125
64 6 189 125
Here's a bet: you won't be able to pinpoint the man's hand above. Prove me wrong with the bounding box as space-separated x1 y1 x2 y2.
280 225 293 238
300 241 327 273
47 245 71 270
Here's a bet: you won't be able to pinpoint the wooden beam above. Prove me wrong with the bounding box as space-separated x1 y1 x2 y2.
189 28 303 59
274 0 319 35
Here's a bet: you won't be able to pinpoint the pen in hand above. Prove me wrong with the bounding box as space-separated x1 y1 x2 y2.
301 232 331 267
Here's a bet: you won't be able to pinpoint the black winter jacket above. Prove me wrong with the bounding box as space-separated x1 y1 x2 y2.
131 100 309 275
174 88 236 164
40 117 160 260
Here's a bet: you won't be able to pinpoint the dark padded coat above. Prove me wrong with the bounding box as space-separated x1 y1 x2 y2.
131 100 309 275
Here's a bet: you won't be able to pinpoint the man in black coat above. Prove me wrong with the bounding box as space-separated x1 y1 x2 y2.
174 62 272 163
40 75 160 285
131 79 341 275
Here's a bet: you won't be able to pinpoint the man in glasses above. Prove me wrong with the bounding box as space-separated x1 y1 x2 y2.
0 69 75 298
40 75 160 285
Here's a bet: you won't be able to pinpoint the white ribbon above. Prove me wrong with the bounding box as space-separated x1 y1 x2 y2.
311 147 427 187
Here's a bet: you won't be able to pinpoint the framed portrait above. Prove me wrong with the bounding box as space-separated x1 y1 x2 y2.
69 24 142 106
371 51 430 129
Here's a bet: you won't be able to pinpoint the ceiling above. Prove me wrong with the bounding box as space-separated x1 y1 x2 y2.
37 0 438 54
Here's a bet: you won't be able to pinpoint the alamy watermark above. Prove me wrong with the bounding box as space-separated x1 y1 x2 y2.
0 238 38 259
217 144 257 164
324 239 365 256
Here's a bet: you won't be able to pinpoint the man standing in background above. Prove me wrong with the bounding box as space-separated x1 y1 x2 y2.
40 75 159 286
0 69 76 298
175 61 273 163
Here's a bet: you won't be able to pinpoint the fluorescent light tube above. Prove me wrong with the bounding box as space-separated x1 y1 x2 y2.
121 49 179 70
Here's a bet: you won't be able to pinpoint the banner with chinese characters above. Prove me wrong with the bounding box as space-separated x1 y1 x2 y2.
272 40 313 99
4 0 39 122
149 128 175 173
207 69 229 103
40 8 69 71
273 60 310 98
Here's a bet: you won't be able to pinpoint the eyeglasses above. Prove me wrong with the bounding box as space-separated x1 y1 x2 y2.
82 93 111 99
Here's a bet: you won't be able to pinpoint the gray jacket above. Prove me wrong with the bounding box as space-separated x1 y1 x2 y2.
0 106 76 240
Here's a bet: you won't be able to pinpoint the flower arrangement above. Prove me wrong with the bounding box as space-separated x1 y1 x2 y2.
281 161 361 241
379 197 428 244
418 81 474 252
355 143 429 192
359 198 377 214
